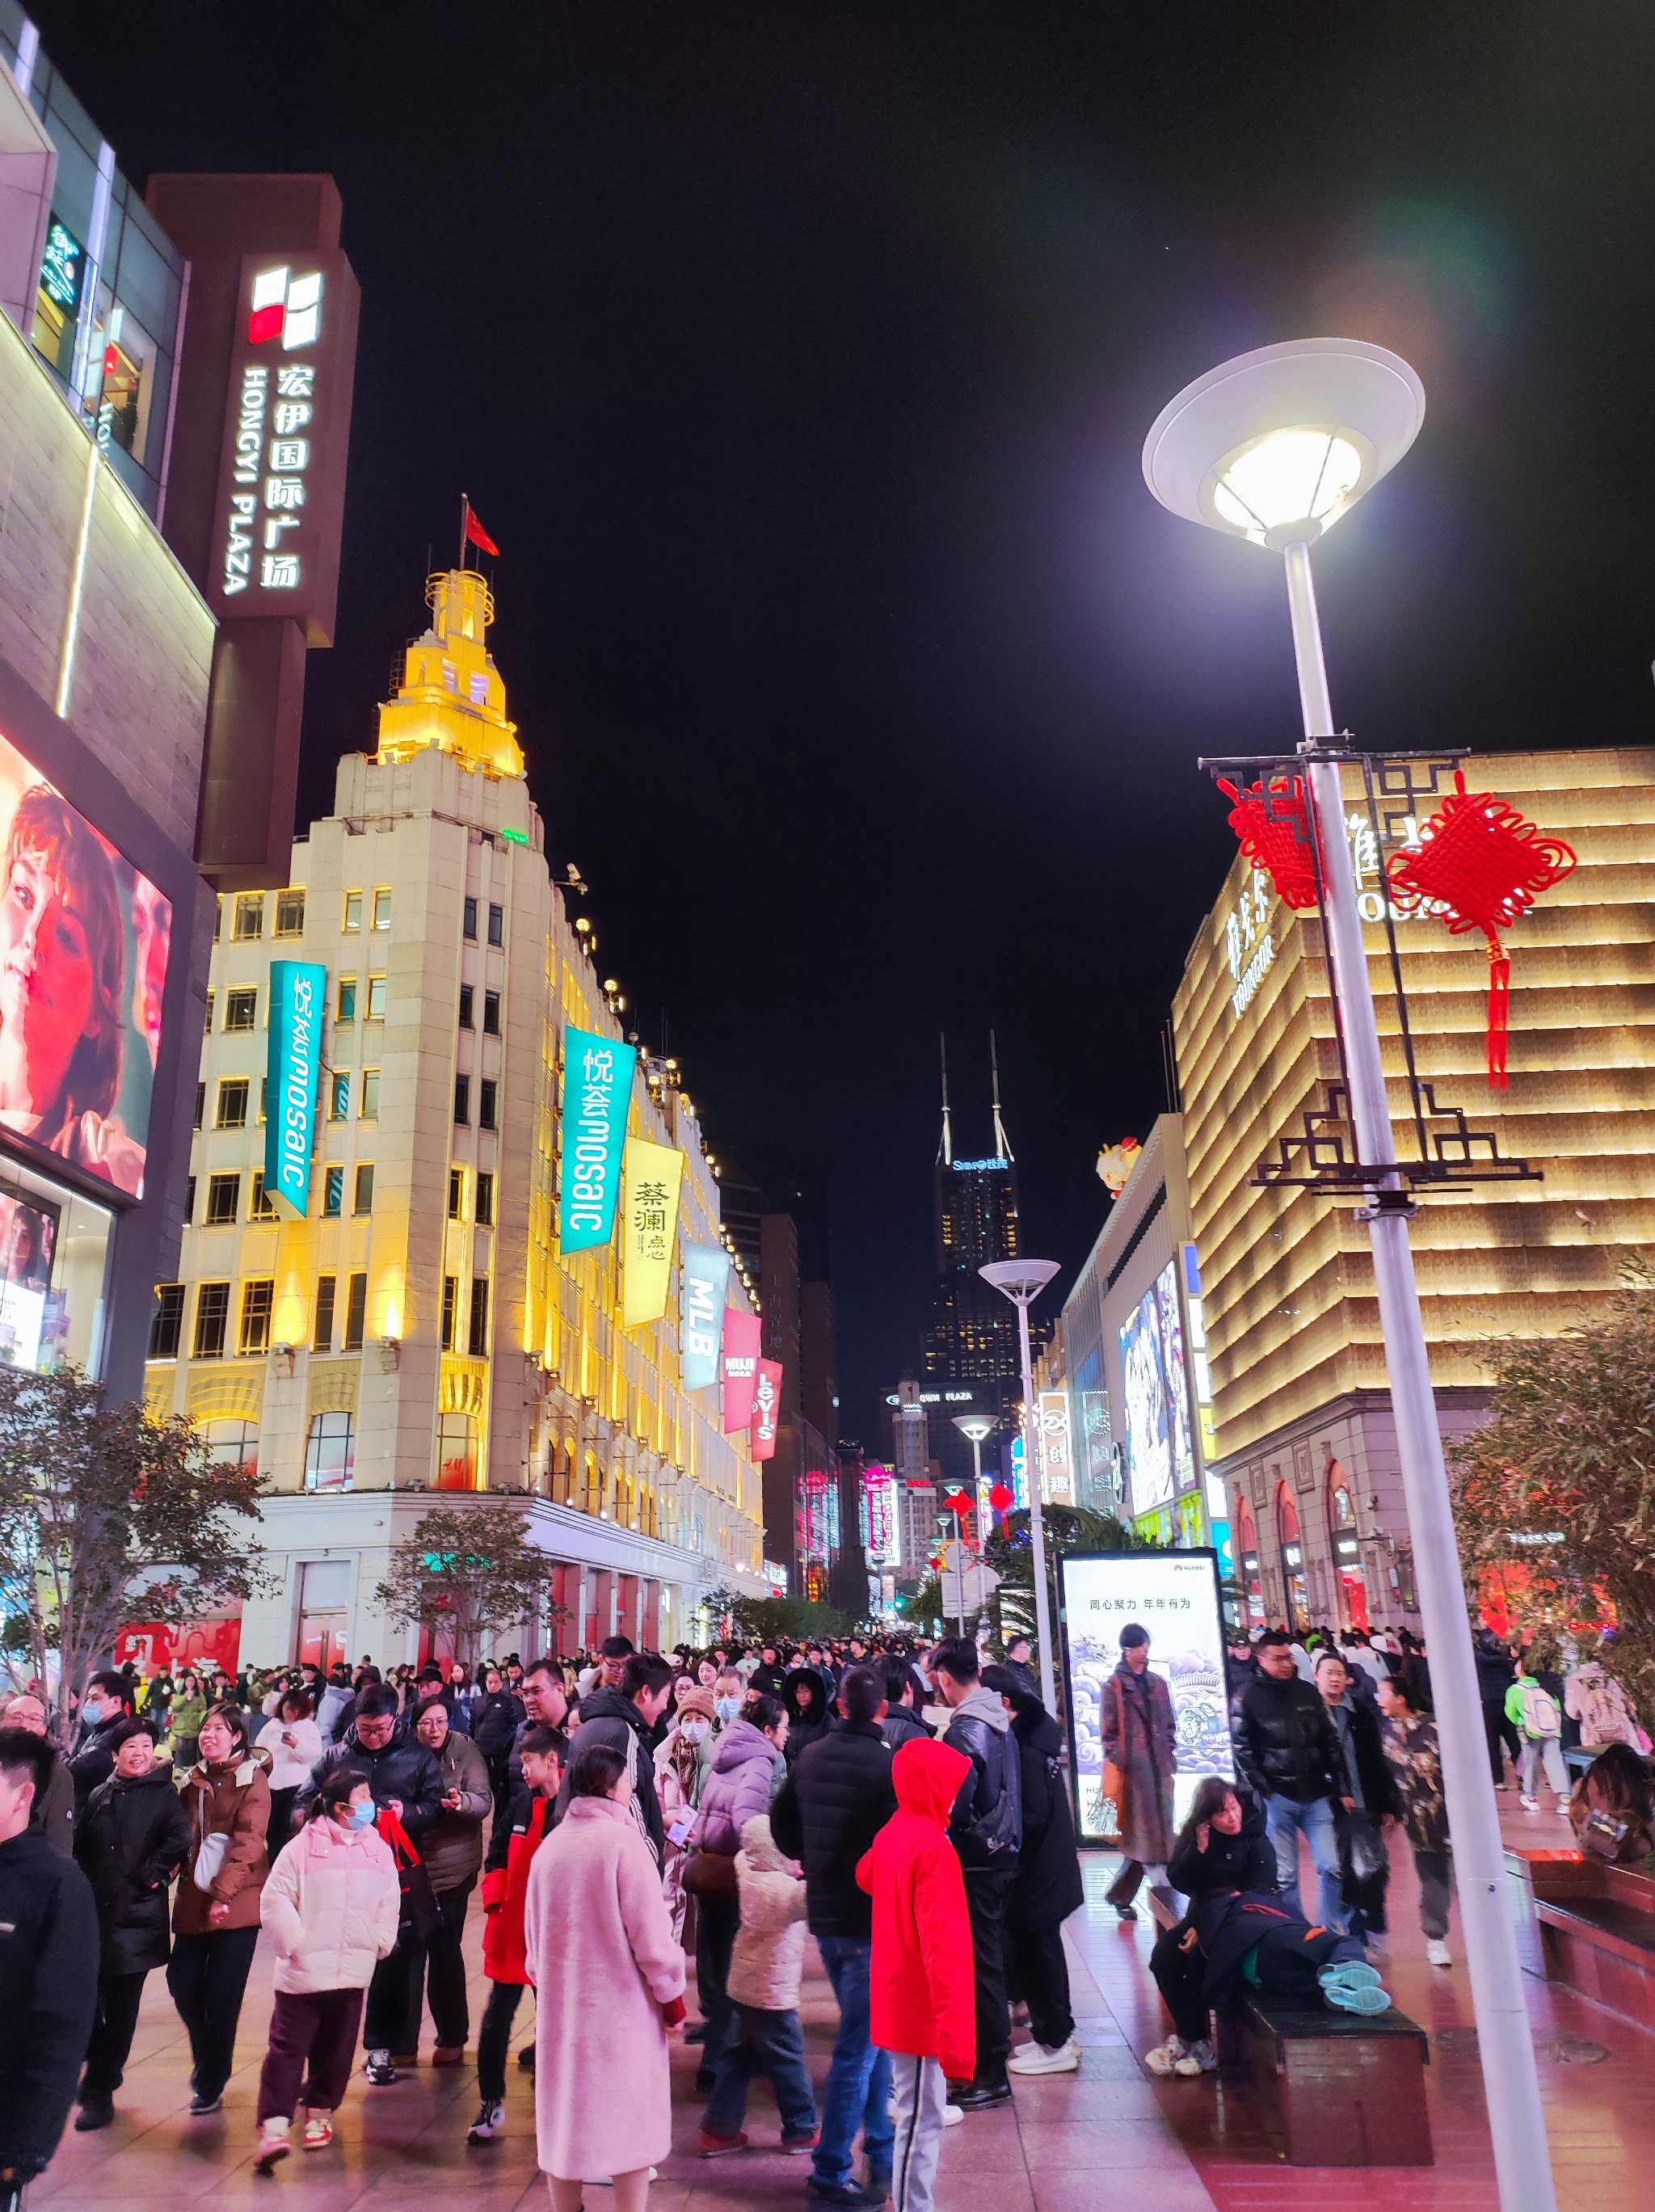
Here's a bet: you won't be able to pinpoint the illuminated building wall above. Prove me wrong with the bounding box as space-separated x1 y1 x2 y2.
1171 748 1655 1629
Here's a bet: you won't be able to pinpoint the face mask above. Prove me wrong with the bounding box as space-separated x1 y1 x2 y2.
83 1700 107 1725
715 1696 742 1725
347 1800 378 1831
680 1719 710 1745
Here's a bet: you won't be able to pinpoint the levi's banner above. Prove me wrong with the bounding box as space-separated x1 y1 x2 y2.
266 960 326 1215
722 1310 763 1434
621 1138 684 1329
559 1027 636 1252
752 1359 783 1460
680 1242 731 1390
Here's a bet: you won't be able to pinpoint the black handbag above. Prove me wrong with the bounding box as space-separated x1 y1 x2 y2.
381 1810 440 1942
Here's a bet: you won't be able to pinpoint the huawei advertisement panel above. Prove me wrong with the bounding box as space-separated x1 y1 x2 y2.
1117 1259 1194 1515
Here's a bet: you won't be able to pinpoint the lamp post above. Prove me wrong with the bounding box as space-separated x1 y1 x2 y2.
980 1259 1062 1713
953 1412 998 1528
1143 338 1554 2212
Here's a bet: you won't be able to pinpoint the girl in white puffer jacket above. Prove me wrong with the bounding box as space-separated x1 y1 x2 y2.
253 1767 400 2169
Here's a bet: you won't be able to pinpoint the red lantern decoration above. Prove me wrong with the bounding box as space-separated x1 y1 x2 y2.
943 1490 971 1516
1385 771 1577 1088
988 1483 1014 1514
1217 773 1319 911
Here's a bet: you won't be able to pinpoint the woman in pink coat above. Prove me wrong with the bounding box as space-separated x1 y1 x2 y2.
524 1738 687 2212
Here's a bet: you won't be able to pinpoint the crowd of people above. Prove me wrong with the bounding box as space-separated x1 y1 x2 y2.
1 1614 1649 2212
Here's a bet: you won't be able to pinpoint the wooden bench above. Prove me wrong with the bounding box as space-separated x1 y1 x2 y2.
1215 1989 1433 2165
1508 1845 1655 2033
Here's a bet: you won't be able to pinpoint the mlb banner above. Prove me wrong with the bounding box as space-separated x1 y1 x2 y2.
559 1027 636 1253
680 1242 731 1390
621 1138 684 1329
752 1359 783 1460
722 1310 763 1435
265 960 326 1215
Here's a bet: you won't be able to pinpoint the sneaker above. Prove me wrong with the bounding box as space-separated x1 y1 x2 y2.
432 2045 465 2067
74 2096 115 2132
187 2089 223 2115
468 2101 507 2143
1173 2038 1217 2077
1426 1939 1452 1969
1318 1961 1382 1992
781 2128 821 2153
1008 2039 1080 2075
1519 1793 1539 1811
1143 2034 1189 2076
254 2118 291 2172
941 2101 964 2129
1322 1978 1392 2015
301 2113 334 2151
1113 1902 1139 1921
697 2130 749 2157
364 2050 398 2086
804 2184 883 2209
949 2079 1012 2110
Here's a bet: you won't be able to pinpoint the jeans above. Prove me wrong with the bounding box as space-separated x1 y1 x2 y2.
887 2052 948 2212
477 1979 527 2104
815 1935 895 2191
694 1885 740 2070
1265 1793 1346 1932
1521 1738 1569 1800
166 1926 260 2100
1414 1849 1453 1940
704 2002 816 2138
401 1877 476 2050
81 1969 149 2100
962 1873 1013 2088
257 1988 364 2122
1007 1919 1074 2050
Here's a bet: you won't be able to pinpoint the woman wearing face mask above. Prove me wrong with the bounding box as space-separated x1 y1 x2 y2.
169 1703 271 2113
254 1767 400 2170
656 1686 717 1943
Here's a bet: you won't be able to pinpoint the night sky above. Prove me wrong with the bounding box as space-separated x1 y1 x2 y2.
35 2 1655 1443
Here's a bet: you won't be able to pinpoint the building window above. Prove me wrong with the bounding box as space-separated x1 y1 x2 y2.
458 984 474 1030
343 891 363 932
205 1173 241 1226
274 888 305 937
314 1275 336 1352
478 1079 498 1131
329 1073 350 1121
225 988 257 1032
322 1165 343 1216
216 1078 250 1130
259 1077 269 1122
353 1165 374 1215
441 1274 457 1350
233 892 264 941
360 1068 379 1119
343 1272 368 1352
193 1081 204 1131
305 1409 355 1492
336 976 357 1022
239 1278 275 1355
202 1419 259 1474
213 900 222 942
467 1275 490 1357
372 887 392 930
437 1411 478 1491
366 974 386 1019
453 1074 470 1124
487 903 504 947
149 1285 185 1360
476 1171 494 1226
463 895 478 941
204 989 215 1031
183 1176 196 1224
193 1283 231 1358
482 988 500 1035
250 1171 277 1220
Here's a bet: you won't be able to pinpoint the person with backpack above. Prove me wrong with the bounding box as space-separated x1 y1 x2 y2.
467 1724 562 2144
933 1636 1022 2110
1507 1651 1569 1812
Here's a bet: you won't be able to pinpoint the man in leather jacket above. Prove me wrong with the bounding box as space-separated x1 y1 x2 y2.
934 1637 1022 2109
1234 1629 1352 1929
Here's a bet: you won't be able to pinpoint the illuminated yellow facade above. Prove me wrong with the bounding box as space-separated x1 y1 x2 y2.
1171 747 1655 1629
148 569 764 1662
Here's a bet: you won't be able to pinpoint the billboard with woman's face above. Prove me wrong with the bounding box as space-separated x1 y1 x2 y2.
0 728 171 1201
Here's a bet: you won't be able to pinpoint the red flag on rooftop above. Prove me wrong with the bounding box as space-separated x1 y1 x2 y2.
464 503 499 557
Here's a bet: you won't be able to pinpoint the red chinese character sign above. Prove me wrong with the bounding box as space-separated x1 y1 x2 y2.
1386 772 1577 1087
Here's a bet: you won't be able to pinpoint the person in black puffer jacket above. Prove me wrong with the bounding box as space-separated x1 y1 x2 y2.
552 1654 673 1863
934 1637 1022 2108
471 1666 527 1826
1234 1631 1351 1928
780 1665 832 1765
880 1663 929 1753
981 1667 1083 2075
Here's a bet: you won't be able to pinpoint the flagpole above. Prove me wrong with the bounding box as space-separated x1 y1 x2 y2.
459 493 470 574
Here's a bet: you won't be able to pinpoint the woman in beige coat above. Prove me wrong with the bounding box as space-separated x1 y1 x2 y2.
524 1739 686 2212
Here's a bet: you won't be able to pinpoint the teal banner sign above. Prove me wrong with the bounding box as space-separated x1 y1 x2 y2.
680 1242 731 1390
559 1027 636 1252
265 959 326 1215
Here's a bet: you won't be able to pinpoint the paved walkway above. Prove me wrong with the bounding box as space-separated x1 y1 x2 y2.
32 1799 1655 2212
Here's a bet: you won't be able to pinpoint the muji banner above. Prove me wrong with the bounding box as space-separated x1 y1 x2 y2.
266 959 326 1215
680 1242 731 1390
621 1138 684 1329
559 1028 636 1253
722 1310 763 1435
752 1359 783 1461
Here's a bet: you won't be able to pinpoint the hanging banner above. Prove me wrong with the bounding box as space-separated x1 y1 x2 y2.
265 959 326 1215
751 1359 782 1460
680 1242 731 1390
558 1027 636 1253
722 1310 762 1434
621 1138 684 1329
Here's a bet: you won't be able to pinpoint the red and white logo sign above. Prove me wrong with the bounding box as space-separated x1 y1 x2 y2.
248 265 323 349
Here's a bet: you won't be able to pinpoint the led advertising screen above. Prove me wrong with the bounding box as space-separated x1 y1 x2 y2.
0 1187 58 1371
1059 1548 1234 1844
0 728 172 1201
1118 1259 1194 1515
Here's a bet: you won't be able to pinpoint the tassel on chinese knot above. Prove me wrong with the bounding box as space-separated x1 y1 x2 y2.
1385 770 1576 1087
1216 773 1320 910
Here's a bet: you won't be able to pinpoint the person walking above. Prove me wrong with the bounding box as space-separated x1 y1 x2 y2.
1235 1628 1352 1926
1507 1651 1569 1812
1313 1651 1396 1946
466 1725 562 2144
401 1696 491 2064
1100 1624 1177 1920
856 1738 976 2212
931 1637 1021 2110
772 1664 899 2208
523 1740 686 2212
254 1766 400 2169
980 1666 1083 2077
698 1813 819 2155
1474 1629 1522 1788
1375 1674 1454 1966
168 1704 271 2114
256 1688 323 1862
0 1729 99 2201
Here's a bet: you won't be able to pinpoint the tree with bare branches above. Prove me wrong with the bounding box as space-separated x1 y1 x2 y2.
373 1502 562 1666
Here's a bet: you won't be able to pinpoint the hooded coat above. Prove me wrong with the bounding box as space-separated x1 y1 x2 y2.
781 1666 832 1765
554 1688 667 1862
727 1814 808 2012
74 1760 194 1975
942 1683 1023 1874
1004 1698 1085 1930
856 1738 976 2080
697 1717 785 1856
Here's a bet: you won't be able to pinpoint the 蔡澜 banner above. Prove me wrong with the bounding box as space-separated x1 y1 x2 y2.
266 959 326 1215
1058 1548 1233 1844
621 1138 684 1329
722 1309 762 1435
680 1242 731 1390
752 1359 783 1460
558 1027 635 1253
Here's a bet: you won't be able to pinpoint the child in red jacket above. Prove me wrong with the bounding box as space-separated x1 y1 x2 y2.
857 1737 976 2212
467 1725 560 2144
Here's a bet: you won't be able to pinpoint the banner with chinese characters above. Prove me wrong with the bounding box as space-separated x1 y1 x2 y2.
1038 1390 1075 1505
751 1359 782 1460
680 1242 731 1390
722 1310 762 1435
621 1139 684 1329
558 1028 636 1253
265 960 326 1215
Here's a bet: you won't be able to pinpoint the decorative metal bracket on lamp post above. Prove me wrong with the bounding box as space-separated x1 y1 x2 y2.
979 1258 1062 1714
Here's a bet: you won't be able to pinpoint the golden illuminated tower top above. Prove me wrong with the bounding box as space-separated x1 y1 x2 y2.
375 568 524 778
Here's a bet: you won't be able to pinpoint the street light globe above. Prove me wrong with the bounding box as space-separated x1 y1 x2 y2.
1142 338 1425 550
953 1414 997 1444
979 1258 1062 1305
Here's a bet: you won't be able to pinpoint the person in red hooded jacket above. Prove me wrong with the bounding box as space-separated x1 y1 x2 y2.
466 1725 561 2144
856 1738 976 2212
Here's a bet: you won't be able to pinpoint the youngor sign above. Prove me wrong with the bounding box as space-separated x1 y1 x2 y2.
621 1137 684 1329
680 1242 730 1391
1059 1548 1233 1845
265 960 325 1215
558 1028 635 1253
722 1310 762 1435
751 1358 782 1460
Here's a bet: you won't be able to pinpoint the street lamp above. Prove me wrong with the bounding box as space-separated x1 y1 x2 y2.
980 1258 1062 1713
1143 338 1554 2212
952 1412 998 1526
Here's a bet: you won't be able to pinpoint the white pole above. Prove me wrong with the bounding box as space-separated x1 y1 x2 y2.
1014 1300 1059 1716
1282 541 1556 2212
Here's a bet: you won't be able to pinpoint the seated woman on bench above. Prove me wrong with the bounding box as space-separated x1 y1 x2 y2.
1145 1778 1393 2078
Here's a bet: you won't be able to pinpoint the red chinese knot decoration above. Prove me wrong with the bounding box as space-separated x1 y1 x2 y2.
988 1483 1015 1515
943 1490 971 1517
1217 773 1320 911
1385 770 1576 1088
